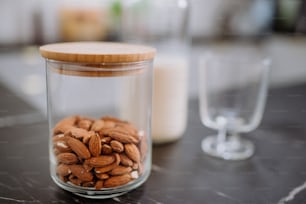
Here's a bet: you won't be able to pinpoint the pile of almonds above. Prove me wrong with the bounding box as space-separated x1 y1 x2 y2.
52 115 148 189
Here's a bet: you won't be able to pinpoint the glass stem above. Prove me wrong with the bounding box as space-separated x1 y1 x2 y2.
217 124 227 144
230 132 242 148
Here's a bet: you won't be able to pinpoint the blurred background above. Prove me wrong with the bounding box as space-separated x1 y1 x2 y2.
0 0 306 120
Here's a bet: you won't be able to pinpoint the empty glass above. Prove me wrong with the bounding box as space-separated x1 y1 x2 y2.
198 52 270 160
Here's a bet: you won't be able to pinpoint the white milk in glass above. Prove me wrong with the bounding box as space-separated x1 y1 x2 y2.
151 54 188 144
120 54 188 144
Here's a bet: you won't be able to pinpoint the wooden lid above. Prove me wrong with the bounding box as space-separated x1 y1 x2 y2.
40 42 156 63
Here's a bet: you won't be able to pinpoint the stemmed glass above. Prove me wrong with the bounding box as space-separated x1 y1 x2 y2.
198 52 270 160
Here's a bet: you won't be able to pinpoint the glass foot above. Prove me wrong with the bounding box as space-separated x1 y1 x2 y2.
201 135 254 160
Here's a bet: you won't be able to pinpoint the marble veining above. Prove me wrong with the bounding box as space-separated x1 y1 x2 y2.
0 196 40 203
278 181 306 204
152 164 167 173
112 197 121 202
215 191 240 203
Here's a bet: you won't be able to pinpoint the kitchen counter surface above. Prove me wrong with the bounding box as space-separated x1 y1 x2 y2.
0 82 306 204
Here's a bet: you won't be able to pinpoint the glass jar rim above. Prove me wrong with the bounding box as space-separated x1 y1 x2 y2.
46 59 153 77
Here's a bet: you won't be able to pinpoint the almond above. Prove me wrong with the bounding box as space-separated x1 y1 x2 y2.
67 137 91 159
96 173 110 180
102 144 112 155
119 154 133 167
82 181 95 188
88 155 115 167
116 123 138 135
68 174 82 186
94 162 118 173
95 180 104 189
54 141 72 153
82 131 92 144
56 164 71 176
65 127 90 140
109 130 138 144
101 116 123 123
124 143 140 163
53 116 78 134
110 166 132 176
115 125 140 143
59 175 68 183
110 140 124 153
91 120 105 131
114 153 121 165
52 134 66 142
70 165 93 182
132 163 139 170
104 174 132 188
57 153 78 164
69 178 82 186
83 159 93 171
130 171 139 179
78 119 92 130
100 136 112 144
89 133 101 157
103 120 116 129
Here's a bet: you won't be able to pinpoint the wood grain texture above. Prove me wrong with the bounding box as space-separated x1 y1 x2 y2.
40 42 156 63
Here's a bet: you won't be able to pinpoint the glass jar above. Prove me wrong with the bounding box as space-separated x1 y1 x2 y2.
121 0 190 144
40 42 155 199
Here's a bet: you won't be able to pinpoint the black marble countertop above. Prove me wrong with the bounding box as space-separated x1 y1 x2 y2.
1 83 306 204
